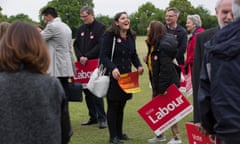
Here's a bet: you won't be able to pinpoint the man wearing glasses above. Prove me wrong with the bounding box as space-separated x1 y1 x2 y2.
73 6 107 129
165 7 188 76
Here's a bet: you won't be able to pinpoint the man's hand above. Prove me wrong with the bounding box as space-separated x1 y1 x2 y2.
195 123 216 144
80 56 88 66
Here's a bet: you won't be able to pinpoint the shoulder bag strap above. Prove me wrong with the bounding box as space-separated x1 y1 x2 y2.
110 36 116 62
99 36 115 75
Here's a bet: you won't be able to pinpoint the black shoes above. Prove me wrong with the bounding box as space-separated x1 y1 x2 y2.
109 134 132 144
99 121 107 129
81 120 107 129
119 134 132 140
110 137 124 144
81 119 98 126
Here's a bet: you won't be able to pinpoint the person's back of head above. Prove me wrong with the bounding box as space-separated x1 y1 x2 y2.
36 25 44 32
233 0 240 21
0 22 10 40
0 21 50 74
147 20 166 45
41 7 58 18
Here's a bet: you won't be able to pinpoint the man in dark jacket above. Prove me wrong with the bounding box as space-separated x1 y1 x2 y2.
198 0 240 143
74 6 106 129
165 7 187 67
192 0 233 123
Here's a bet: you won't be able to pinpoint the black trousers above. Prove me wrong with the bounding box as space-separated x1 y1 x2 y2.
83 89 106 122
57 77 73 144
58 77 70 97
107 99 127 139
220 140 240 144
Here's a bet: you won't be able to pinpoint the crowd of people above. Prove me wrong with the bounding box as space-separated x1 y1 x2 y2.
0 0 240 143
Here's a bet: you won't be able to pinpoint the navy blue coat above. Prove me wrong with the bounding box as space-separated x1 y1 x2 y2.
198 20 240 142
100 32 142 101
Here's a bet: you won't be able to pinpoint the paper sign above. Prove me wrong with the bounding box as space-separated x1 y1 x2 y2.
137 84 193 135
118 71 141 93
72 59 99 84
185 122 220 144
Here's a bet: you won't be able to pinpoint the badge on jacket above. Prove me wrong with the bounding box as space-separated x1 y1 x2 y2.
81 32 84 36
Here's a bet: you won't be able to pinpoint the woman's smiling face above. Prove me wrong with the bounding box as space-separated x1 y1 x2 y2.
115 13 130 31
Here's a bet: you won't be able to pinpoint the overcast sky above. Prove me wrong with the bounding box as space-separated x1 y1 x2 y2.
0 0 217 22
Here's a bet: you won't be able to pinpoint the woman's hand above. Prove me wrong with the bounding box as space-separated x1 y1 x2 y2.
143 56 147 63
137 66 144 75
112 68 120 80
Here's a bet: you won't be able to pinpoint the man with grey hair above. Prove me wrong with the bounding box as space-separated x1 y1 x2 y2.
73 6 107 129
192 0 233 123
198 0 240 143
165 7 188 69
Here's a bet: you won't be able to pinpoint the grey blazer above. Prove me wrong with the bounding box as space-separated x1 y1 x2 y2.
41 17 75 77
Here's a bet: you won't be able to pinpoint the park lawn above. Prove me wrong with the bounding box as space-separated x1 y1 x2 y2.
68 36 193 144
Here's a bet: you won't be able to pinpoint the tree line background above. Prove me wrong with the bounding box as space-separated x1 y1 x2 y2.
0 0 217 36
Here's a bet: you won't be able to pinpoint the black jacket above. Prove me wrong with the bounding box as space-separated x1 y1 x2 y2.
192 27 218 123
166 24 187 65
74 20 105 60
149 33 179 96
100 32 142 101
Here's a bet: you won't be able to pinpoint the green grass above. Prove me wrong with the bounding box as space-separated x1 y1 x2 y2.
68 36 193 144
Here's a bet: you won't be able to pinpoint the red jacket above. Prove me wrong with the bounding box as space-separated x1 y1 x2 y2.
186 27 204 65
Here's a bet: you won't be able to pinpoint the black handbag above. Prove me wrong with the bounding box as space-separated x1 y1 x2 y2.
66 82 83 102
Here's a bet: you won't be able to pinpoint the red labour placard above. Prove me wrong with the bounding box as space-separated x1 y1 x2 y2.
185 122 220 144
72 59 99 85
137 84 193 135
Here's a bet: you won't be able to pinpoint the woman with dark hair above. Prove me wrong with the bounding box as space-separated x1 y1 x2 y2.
100 12 144 144
0 22 10 40
0 21 71 144
144 21 182 144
